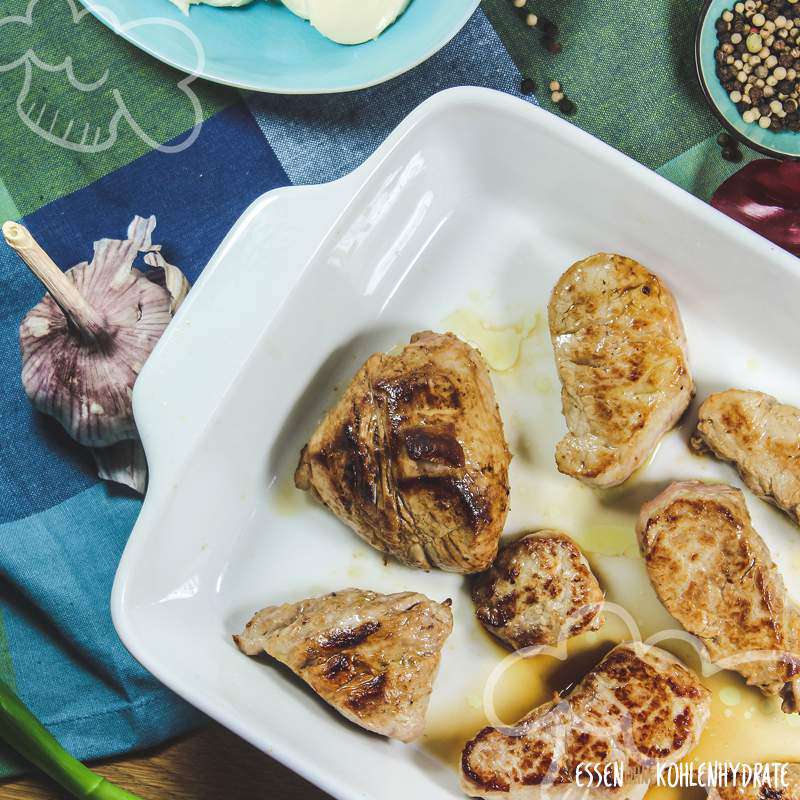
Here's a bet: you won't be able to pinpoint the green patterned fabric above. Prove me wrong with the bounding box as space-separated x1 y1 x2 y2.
0 178 20 222
481 0 752 197
0 0 236 216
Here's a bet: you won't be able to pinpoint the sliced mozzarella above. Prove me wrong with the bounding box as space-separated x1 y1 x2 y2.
282 0 411 45
169 0 254 13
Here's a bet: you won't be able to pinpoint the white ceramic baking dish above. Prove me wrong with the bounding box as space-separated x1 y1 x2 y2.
111 87 800 800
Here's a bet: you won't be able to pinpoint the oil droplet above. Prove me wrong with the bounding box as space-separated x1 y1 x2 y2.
466 693 482 710
442 309 539 372
347 564 364 579
586 553 677 640
272 475 306 516
694 672 800 763
468 288 491 305
575 525 638 557
719 686 742 706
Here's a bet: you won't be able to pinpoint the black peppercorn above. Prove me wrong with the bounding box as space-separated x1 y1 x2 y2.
722 146 743 162
544 37 562 53
520 77 537 95
717 131 734 146
538 16 557 35
558 97 577 115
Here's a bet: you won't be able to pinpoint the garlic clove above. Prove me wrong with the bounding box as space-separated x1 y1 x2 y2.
143 251 190 315
92 439 148 494
128 214 191 315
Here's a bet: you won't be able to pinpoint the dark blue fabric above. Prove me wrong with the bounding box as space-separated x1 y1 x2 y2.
1 101 289 523
0 99 289 769
0 487 197 766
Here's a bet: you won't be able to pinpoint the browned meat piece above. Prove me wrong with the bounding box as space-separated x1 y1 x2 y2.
234 588 452 742
295 331 511 573
637 481 800 713
471 531 604 650
709 764 800 800
693 389 800 525
548 253 693 488
460 642 710 800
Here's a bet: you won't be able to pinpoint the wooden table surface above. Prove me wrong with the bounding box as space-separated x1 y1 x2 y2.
0 724 332 800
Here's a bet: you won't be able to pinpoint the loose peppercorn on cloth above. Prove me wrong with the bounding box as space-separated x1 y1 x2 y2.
0 0 769 777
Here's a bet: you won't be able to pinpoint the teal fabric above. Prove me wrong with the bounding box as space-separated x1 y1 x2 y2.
0 100 292 776
0 485 199 773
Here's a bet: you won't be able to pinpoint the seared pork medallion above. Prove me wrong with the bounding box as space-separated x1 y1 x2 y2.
234 588 453 742
460 642 710 800
637 481 800 712
471 531 604 650
693 389 800 525
295 331 511 573
548 254 693 488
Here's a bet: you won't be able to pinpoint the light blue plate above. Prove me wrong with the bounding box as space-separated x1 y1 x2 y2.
696 0 800 159
81 0 480 94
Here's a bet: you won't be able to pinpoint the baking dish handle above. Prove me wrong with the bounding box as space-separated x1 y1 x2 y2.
132 179 354 487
